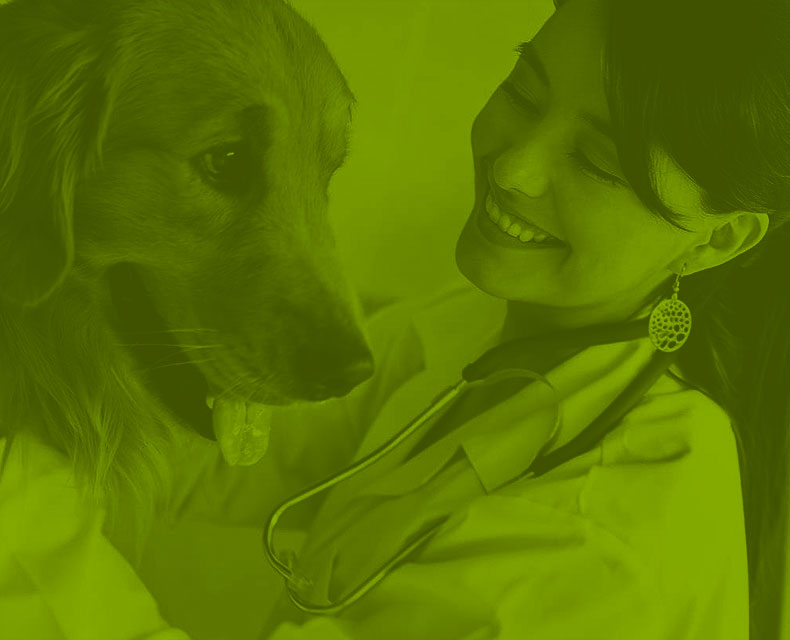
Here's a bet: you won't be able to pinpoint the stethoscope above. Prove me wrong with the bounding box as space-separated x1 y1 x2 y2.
262 314 680 616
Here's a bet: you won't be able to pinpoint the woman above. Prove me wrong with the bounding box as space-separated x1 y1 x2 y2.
254 0 790 637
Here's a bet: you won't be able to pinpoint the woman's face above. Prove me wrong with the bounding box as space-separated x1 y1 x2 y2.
456 0 727 331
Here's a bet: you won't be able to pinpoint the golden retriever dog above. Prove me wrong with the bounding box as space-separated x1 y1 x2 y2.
0 0 374 544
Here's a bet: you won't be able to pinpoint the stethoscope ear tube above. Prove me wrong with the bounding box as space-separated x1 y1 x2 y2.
525 348 678 478
462 317 651 383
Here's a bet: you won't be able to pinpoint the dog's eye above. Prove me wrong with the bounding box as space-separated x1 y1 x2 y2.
197 144 253 195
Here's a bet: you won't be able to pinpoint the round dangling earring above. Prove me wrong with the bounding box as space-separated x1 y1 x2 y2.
649 263 692 352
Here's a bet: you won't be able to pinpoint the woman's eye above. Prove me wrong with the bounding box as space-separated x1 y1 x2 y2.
499 79 540 116
498 78 626 189
567 150 626 188
196 143 254 195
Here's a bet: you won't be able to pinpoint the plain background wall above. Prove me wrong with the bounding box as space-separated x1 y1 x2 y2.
289 0 554 301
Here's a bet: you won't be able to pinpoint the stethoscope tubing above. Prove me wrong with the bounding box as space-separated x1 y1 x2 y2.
263 316 675 615
462 317 651 382
263 367 564 615
527 347 678 478
262 378 468 585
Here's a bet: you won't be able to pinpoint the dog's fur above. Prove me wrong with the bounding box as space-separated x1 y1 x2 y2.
0 0 373 550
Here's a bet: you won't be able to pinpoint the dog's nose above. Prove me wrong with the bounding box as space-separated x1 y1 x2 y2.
301 348 375 401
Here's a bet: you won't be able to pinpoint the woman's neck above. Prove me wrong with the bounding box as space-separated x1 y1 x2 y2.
497 294 659 344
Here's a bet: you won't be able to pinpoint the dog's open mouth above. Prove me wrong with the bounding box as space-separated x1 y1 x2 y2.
105 263 271 465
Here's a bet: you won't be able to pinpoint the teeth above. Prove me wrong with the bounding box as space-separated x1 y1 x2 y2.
519 228 535 242
485 194 559 244
485 194 502 223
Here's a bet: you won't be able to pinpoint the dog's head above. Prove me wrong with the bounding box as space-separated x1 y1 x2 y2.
0 0 374 459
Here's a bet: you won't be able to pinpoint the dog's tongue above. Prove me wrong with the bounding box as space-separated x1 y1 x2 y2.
206 395 271 466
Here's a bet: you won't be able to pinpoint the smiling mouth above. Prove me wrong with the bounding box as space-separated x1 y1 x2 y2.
483 193 566 246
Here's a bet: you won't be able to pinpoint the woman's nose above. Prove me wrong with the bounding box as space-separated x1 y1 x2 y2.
492 141 551 198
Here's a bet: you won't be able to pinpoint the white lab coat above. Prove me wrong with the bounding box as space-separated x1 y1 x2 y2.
255 282 749 639
0 282 749 639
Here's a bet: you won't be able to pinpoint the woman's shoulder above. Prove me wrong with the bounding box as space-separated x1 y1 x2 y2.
611 369 736 465
575 371 744 562
470 372 748 629
493 366 743 541
581 369 742 524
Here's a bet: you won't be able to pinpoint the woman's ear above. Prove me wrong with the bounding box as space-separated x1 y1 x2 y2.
0 0 112 307
679 211 770 275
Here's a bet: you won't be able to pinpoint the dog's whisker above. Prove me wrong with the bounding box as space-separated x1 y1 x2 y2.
125 345 221 369
120 329 220 335
212 378 248 403
242 385 260 407
113 343 223 349
138 359 215 374
151 354 212 369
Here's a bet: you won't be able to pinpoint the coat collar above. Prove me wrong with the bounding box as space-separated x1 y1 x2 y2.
355 281 659 497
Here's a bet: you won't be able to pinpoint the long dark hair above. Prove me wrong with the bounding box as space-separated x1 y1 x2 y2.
603 0 790 636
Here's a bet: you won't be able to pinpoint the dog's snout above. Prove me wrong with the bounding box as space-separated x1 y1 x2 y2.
299 343 375 401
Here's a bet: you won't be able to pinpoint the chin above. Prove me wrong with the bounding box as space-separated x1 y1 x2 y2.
456 216 562 304
455 227 509 300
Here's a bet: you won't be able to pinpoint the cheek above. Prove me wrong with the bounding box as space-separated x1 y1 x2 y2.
562 186 651 249
558 193 683 277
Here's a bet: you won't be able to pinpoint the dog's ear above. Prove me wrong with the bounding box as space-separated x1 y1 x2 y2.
0 0 113 307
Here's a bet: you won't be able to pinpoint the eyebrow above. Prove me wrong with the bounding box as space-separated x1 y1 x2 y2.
514 41 550 87
515 40 615 142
